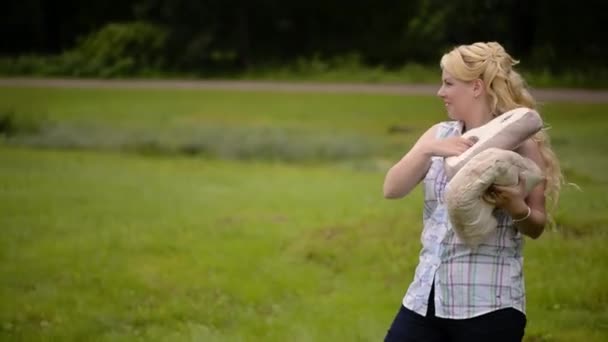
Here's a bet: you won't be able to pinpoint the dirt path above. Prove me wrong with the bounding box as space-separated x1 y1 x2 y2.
1 77 607 103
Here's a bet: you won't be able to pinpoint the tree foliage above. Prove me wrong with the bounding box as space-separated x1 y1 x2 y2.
1 0 606 72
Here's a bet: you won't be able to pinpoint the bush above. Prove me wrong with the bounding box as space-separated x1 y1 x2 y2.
0 22 168 77
69 22 168 77
0 110 42 136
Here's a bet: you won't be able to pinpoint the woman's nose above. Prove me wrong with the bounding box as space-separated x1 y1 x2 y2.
437 86 445 97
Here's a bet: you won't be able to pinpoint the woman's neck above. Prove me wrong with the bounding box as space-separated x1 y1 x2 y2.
462 105 494 132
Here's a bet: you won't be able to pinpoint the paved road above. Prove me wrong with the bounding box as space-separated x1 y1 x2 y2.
1 78 607 103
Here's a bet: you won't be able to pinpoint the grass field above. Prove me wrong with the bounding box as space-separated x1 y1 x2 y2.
0 87 607 341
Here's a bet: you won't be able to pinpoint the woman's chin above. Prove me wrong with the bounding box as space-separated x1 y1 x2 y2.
446 110 460 121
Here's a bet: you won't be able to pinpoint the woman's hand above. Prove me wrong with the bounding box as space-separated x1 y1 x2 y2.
485 174 530 218
421 136 477 157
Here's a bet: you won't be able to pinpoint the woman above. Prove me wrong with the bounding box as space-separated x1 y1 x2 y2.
382 42 562 341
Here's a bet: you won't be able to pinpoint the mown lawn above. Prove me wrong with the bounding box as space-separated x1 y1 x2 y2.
0 87 606 341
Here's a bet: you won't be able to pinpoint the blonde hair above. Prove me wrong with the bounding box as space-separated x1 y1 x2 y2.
440 41 564 214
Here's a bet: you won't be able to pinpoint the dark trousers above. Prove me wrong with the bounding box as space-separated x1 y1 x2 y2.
384 285 526 342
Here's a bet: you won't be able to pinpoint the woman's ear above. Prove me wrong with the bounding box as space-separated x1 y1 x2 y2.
473 79 485 98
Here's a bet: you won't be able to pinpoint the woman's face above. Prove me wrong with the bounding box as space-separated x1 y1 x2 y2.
437 70 476 121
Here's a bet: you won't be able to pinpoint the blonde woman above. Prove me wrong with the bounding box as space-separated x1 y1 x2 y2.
383 42 562 341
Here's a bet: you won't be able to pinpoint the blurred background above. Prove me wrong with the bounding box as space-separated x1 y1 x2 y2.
1 1 607 341
1 0 607 87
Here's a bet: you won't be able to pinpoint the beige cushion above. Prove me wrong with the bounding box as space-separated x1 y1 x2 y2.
445 148 543 247
444 108 543 179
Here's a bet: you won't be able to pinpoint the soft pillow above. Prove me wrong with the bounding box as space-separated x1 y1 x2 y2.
444 107 543 179
444 148 543 247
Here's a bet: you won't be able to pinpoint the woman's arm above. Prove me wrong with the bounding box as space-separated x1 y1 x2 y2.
490 139 547 239
383 124 475 199
383 125 438 199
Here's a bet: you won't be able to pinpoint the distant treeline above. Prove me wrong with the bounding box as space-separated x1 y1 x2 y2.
2 0 606 74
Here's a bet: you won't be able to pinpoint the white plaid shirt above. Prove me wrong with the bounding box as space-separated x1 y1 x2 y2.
402 120 526 319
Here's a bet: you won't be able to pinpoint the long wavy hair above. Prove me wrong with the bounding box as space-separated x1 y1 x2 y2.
440 41 564 214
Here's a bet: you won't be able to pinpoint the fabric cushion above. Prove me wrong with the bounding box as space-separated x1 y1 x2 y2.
445 148 543 247
444 107 543 180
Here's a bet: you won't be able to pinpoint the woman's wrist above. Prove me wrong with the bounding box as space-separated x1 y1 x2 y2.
512 206 531 222
508 201 530 221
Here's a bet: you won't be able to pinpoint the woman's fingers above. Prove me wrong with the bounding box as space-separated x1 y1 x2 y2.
456 138 474 153
438 136 476 156
461 137 475 147
482 192 497 204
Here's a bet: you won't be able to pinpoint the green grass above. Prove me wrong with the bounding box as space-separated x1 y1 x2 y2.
237 62 608 89
3 55 608 89
0 87 607 341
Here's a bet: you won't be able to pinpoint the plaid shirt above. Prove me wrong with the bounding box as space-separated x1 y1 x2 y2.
402 121 526 319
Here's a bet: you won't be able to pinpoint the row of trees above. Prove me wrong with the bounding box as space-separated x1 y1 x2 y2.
3 0 606 73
